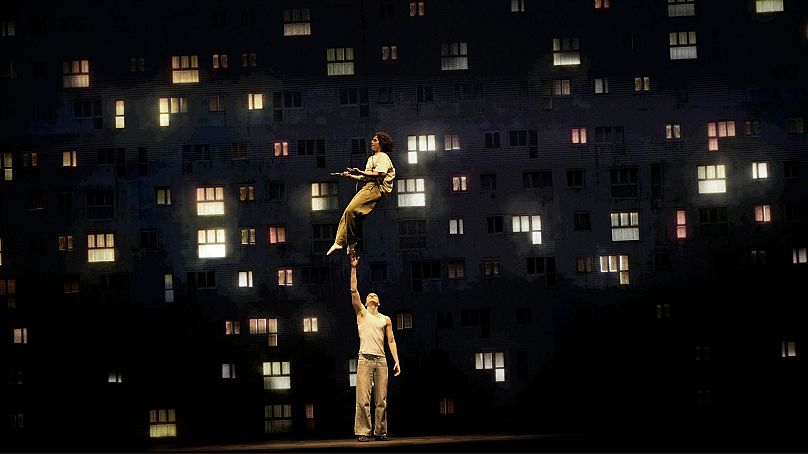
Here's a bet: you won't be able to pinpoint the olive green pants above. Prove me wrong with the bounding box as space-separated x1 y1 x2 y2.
335 182 383 247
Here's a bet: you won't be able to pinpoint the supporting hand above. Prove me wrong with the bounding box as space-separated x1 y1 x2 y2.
393 362 401 376
350 251 359 268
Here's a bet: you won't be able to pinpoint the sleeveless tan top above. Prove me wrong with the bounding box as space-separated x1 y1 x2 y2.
358 312 387 357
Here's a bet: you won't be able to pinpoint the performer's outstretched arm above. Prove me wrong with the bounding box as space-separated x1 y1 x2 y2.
349 252 365 316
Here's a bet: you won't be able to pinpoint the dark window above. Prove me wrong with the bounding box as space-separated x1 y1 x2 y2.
312 224 337 253
487 216 503 233
574 212 591 231
371 263 389 282
56 191 72 209
139 230 158 249
399 220 426 249
412 260 440 292
188 271 216 289
610 168 639 198
416 85 434 103
651 165 663 198
301 266 330 286
566 169 584 188
480 173 497 191
699 207 728 237
268 182 285 201
86 190 114 220
515 307 532 325
484 132 500 148
437 311 453 328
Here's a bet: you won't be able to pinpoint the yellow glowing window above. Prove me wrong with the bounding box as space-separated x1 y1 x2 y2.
283 8 311 36
793 248 807 264
553 79 571 95
610 212 640 241
697 165 726 194
158 97 187 126
262 361 291 389
666 123 682 139
676 210 687 239
303 317 318 333
669 31 697 60
512 215 542 244
241 228 256 245
311 182 338 211
2 153 11 180
397 178 426 207
239 185 255 202
63 60 89 88
406 134 436 164
108 371 123 383
149 409 176 438
212 53 228 69
58 235 74 252
754 205 772 223
274 141 289 157
196 186 224 215
440 42 468 71
238 271 253 287
571 128 587 144
451 176 467 192
13 328 27 344
599 255 630 284
449 218 464 235
197 228 226 258
156 187 171 205
756 0 783 13
264 404 292 433
225 320 240 335
115 100 125 129
409 1 425 16
61 151 76 167
444 134 460 150
634 76 650 92
269 226 287 244
87 233 115 262
222 363 236 379
248 93 263 110
752 162 768 179
277 268 293 286
326 47 355 76
552 38 581 66
396 313 413 330
171 55 199 83
668 0 695 17
595 0 610 8
474 352 505 382
382 45 398 61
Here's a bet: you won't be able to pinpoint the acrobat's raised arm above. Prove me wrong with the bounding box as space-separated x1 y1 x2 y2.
349 251 365 317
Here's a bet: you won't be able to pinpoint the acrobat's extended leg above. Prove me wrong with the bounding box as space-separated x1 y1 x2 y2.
328 184 382 255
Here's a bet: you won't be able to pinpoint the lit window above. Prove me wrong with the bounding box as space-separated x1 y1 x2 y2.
348 359 357 387
676 210 687 239
552 38 581 66
512 215 542 244
303 317 319 333
239 185 255 202
283 8 311 36
595 0 610 8
441 42 468 71
2 153 11 180
241 228 256 245
553 79 571 96
23 152 37 168
755 0 783 13
61 151 76 167
87 233 115 262
382 45 398 61
222 363 236 379
397 178 426 207
311 182 338 211
156 187 171 205
449 218 464 235
396 313 413 330
158 97 187 127
697 165 727 194
610 212 640 241
149 409 176 438
781 340 796 357
707 121 735 151
668 0 695 17
238 271 254 288
263 361 291 390
439 398 455 414
58 235 74 252
212 53 228 69
115 100 125 128
197 228 226 258
599 255 630 285
274 141 289 157
594 78 609 94
474 352 505 382
407 134 436 164
754 205 772 223
1 278 16 308
13 328 27 344
409 1 425 16
269 226 287 244
571 128 587 144
792 248 807 264
669 31 697 60
171 55 199 84
444 134 460 150
63 60 89 88
451 176 467 192
265 404 292 433
108 371 123 383
666 123 681 139
576 257 593 273
248 93 263 110
277 268 293 286
164 274 174 302
2 21 16 37
196 186 224 215
326 47 354 76
634 76 650 92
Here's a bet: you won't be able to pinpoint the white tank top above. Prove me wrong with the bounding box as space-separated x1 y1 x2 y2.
358 312 387 357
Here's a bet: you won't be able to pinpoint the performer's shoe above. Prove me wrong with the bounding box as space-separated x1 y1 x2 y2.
375 435 391 441
357 435 371 442
346 243 357 255
326 243 343 256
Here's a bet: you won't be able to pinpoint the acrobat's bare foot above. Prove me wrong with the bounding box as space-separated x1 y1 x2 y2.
346 243 357 255
326 243 343 256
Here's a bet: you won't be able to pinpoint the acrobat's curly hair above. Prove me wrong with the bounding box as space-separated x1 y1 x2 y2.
374 132 395 154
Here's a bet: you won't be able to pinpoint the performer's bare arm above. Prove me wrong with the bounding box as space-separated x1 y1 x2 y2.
385 318 401 376
349 252 366 320
340 168 384 180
